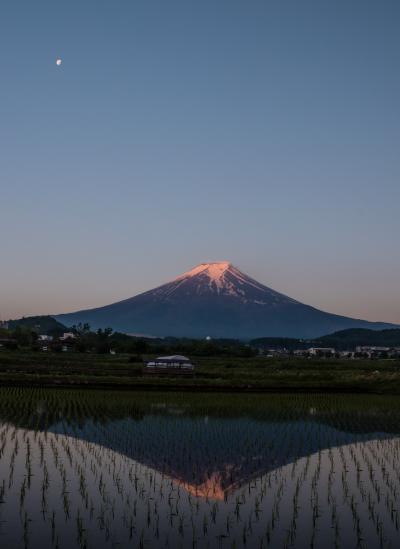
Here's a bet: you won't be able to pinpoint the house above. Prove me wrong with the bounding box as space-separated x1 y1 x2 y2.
60 332 77 341
293 349 309 357
339 351 355 359
308 347 335 357
145 355 194 374
264 349 289 358
38 335 53 342
356 346 392 358
356 346 390 354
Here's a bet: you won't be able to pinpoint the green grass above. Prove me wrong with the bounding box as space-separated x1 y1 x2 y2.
1 350 400 392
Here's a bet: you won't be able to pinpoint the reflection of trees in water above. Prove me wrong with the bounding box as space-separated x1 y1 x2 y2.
2 388 400 432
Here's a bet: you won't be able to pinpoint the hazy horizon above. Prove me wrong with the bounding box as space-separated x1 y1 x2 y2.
1 0 399 324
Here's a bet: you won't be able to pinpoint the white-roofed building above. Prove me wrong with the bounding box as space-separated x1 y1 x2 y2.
145 355 194 373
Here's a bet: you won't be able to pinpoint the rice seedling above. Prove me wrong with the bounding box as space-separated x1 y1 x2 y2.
0 388 400 547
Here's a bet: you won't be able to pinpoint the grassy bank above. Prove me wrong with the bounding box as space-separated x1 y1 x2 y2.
1 350 400 393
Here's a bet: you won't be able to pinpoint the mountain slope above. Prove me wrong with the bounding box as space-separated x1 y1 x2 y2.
55 262 397 338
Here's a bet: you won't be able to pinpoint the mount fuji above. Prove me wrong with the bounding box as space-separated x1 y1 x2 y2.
55 262 397 339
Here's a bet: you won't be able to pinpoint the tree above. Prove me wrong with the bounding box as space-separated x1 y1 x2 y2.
96 328 113 354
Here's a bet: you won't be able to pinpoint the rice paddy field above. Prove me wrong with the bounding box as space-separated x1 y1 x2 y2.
1 351 400 392
1 389 400 548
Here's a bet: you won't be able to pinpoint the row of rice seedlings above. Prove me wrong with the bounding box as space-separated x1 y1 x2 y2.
1 389 400 547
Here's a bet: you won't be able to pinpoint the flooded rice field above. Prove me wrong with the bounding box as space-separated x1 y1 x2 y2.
0 389 400 548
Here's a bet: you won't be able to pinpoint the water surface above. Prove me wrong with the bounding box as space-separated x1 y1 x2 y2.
0 389 399 548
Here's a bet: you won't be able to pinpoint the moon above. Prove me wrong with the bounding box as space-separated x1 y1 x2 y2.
56 58 62 66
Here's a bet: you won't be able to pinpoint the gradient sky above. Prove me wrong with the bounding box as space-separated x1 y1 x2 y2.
1 0 399 323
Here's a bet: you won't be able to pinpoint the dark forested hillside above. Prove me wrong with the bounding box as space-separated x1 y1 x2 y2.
251 329 400 350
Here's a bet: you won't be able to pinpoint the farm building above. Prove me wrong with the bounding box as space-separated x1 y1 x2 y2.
145 355 194 374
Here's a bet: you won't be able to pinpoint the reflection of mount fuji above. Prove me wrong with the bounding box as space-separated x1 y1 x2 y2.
2 390 400 500
51 416 398 499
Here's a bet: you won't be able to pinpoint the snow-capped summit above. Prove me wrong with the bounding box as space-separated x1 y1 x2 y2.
55 261 397 339
175 262 257 292
175 261 236 291
177 261 232 281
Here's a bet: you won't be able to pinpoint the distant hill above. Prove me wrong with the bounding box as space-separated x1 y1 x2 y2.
317 329 400 350
8 316 67 335
251 328 400 351
55 262 398 339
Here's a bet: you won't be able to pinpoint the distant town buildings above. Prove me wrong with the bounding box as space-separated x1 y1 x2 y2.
355 346 400 358
258 345 400 360
356 346 390 354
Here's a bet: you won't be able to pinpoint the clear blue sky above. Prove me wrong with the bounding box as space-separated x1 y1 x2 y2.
1 0 399 323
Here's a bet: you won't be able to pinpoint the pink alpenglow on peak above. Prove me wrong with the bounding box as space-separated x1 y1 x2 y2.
176 262 235 289
177 262 232 282
173 262 272 295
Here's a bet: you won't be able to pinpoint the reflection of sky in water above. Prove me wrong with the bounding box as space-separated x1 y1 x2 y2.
0 391 400 548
